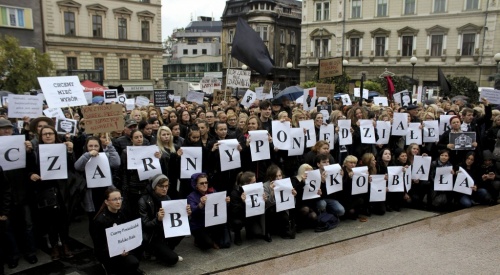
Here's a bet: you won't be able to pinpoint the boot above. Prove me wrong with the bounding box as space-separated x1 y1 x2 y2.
234 230 242 246
62 244 73 259
51 247 60 261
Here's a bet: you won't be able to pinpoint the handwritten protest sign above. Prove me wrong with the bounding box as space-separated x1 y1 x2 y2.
43 108 65 119
105 218 142 258
226 69 251 88
186 90 204 104
7 94 43 118
135 96 150 107
319 57 342 79
480 88 500 104
37 76 88 108
82 105 123 134
316 83 335 98
200 77 221 94
263 80 273 94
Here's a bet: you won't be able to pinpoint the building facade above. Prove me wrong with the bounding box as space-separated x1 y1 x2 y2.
42 0 163 98
0 0 44 51
221 0 302 90
164 17 223 84
300 0 500 88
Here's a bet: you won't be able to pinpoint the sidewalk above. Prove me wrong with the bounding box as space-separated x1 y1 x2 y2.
8 208 440 275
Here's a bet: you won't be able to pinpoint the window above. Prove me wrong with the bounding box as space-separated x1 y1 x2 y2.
352 0 362 18
402 36 413 56
377 0 387 17
291 31 296 45
193 49 198 55
350 38 360 57
67 57 77 70
465 0 479 10
64 12 75 36
404 0 416 15
187 38 197 45
183 49 188 54
314 39 329 58
229 30 234 43
142 59 150 80
375 37 386 56
434 0 446 12
119 59 128 80
256 26 268 41
141 21 150 41
92 15 102 38
430 35 443 56
315 2 329 21
202 49 207 54
280 29 285 44
462 33 475 56
0 6 31 28
203 38 211 43
94 58 104 74
118 18 127 39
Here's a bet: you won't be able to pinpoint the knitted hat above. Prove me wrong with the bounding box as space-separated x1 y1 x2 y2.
150 174 168 189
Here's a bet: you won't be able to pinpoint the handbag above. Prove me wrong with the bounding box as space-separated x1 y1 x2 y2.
36 187 58 209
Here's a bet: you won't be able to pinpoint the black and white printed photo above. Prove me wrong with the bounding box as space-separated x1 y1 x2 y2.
449 132 476 150
56 118 78 136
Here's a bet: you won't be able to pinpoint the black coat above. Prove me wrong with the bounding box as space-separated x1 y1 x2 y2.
138 187 171 244
91 208 129 262
0 166 11 217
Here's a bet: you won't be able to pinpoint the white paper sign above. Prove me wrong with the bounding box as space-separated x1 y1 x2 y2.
180 147 202 179
7 94 43 118
272 121 291 150
352 166 369 195
340 94 352 106
359 119 376 144
303 87 317 111
125 99 135 111
241 90 257 108
439 115 454 135
273 178 295 212
434 166 454 191
255 87 272 100
205 192 228 227
302 169 321 200
0 135 26 171
288 128 305 156
117 94 127 104
423 120 439 142
404 165 412 192
376 121 391 145
218 139 241 171
388 166 405 192
126 145 161 181
135 96 150 107
104 89 118 103
324 164 343 195
186 90 204 104
406 122 422 145
242 182 265 217
369 175 387 202
84 92 93 104
85 153 113 188
105 218 142 258
249 130 270 161
373 97 389 106
162 200 191 238
392 113 408 136
39 144 68 180
412 156 431 180
226 69 251 88
43 108 65 119
354 88 369 99
453 167 474 195
338 119 352 145
480 88 500 105
37 76 87 108
319 124 335 149
299 120 316 148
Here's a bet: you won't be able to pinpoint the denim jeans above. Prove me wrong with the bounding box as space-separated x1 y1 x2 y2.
317 199 345 216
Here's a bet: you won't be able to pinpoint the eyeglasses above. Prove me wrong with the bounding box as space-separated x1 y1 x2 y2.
206 116 214 118
198 181 209 185
108 197 123 202
156 184 169 189
42 132 55 136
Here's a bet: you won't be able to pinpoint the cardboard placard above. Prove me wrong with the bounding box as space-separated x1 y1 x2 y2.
319 57 343 79
212 89 231 104
226 69 251 88
82 104 124 134
316 83 335 98
263 80 273 94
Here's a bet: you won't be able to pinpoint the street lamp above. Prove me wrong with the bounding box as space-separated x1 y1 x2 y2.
241 64 248 70
410 56 417 81
494 53 500 73
286 62 293 86
342 60 348 92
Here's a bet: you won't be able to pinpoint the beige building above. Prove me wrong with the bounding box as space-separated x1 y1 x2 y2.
300 0 500 88
42 0 163 98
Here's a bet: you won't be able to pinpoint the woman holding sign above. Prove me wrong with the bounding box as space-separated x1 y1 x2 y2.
26 125 74 260
91 188 145 275
74 136 120 225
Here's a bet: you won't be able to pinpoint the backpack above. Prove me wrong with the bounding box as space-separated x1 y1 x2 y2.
315 212 339 232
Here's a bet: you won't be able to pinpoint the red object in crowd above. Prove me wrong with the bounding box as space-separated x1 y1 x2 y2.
385 76 395 100
80 80 107 96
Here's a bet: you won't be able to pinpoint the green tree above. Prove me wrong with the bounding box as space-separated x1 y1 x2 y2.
448 76 478 103
0 35 53 93
309 71 351 93
363 81 383 93
372 75 412 95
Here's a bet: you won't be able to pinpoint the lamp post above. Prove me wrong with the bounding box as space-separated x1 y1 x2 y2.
494 53 500 73
410 56 417 81
286 62 293 86
342 60 348 93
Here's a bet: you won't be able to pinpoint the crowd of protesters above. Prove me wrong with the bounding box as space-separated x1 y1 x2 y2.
1 93 499 275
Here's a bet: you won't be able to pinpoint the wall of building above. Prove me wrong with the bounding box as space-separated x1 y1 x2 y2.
0 0 44 51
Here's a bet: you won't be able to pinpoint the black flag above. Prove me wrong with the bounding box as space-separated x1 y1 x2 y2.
438 67 452 94
231 17 274 76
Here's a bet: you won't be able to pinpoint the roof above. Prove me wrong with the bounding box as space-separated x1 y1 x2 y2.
185 21 223 32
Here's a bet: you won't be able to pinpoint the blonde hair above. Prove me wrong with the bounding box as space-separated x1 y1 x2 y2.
156 126 175 154
297 163 313 180
278 111 289 120
343 155 358 165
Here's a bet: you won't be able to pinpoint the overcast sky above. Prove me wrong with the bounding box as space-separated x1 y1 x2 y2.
161 0 227 40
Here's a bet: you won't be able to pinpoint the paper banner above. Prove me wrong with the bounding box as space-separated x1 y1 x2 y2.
85 153 113 188
453 167 474 195
7 94 43 118
392 113 408 136
412 156 431 181
242 182 265 217
338 119 352 145
218 139 241 171
406 122 422 145
423 120 439 142
324 164 343 195
288 128 305 156
37 76 88 108
249 130 270 161
105 218 142 258
180 147 203 179
162 200 191 238
272 121 291 150
205 191 228 227
319 124 335 149
352 166 369 195
0 135 26 171
273 178 295 212
39 144 68 180
370 175 387 202
299 120 316 148
434 166 454 191
302 169 321 200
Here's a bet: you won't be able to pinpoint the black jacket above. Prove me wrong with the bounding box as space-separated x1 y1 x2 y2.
138 186 171 243
0 166 12 217
91 208 129 262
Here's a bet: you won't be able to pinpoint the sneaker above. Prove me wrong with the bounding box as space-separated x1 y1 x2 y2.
178 256 183 262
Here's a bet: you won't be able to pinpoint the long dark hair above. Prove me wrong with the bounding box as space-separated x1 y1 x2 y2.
38 125 61 144
94 187 121 220
84 136 103 153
